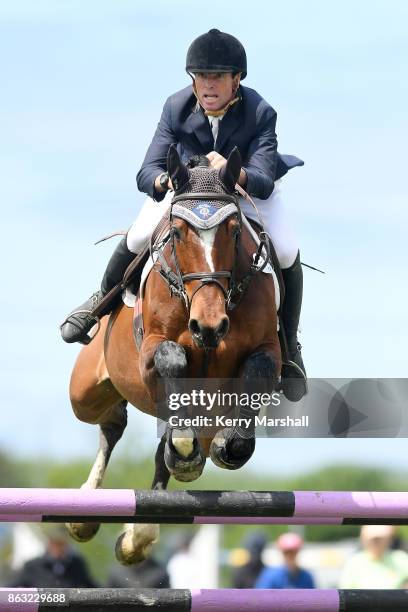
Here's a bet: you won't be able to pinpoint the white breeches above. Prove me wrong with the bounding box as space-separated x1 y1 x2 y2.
127 180 299 269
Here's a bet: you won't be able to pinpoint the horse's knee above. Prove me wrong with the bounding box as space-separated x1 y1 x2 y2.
154 341 187 378
242 351 277 382
70 383 90 421
70 381 116 425
71 395 100 424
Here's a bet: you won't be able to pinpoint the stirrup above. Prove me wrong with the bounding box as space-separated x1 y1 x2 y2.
60 310 101 345
60 291 103 345
71 310 101 345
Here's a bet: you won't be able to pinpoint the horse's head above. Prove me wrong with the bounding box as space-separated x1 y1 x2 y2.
166 145 242 350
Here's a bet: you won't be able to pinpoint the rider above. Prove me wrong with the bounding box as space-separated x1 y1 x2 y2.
60 28 306 379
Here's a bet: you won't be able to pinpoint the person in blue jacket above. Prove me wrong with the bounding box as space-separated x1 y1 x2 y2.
255 532 315 589
60 28 306 383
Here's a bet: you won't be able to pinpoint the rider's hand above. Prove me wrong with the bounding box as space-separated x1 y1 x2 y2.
206 151 227 170
154 173 174 193
207 151 247 187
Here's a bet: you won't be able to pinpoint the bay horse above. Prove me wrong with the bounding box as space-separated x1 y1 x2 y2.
67 146 281 564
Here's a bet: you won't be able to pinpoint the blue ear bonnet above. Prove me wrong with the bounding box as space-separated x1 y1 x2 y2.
171 165 239 229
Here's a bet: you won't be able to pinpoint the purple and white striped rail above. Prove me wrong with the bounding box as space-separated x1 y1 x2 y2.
1 489 408 525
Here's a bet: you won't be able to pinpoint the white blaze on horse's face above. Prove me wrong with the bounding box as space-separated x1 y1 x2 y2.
197 227 217 272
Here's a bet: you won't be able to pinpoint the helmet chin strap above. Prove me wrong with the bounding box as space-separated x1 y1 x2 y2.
191 78 241 117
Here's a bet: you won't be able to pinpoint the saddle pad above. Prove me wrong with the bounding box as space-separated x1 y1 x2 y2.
122 215 280 312
121 245 163 308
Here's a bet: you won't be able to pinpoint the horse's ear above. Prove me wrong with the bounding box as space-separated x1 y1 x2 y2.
167 145 189 191
219 146 242 192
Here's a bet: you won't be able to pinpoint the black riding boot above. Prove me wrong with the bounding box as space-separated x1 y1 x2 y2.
60 237 135 344
280 251 307 400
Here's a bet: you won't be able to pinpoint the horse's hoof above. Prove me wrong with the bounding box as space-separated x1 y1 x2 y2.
164 427 206 482
115 524 159 566
65 521 100 542
280 361 308 402
170 457 206 482
210 427 255 470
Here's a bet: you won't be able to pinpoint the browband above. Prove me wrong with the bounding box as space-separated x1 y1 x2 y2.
171 192 238 205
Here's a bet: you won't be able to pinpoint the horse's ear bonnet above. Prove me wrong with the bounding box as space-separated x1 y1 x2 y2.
169 146 240 230
167 145 189 192
219 147 242 193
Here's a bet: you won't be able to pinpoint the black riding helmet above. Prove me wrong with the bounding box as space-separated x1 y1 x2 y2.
186 28 247 79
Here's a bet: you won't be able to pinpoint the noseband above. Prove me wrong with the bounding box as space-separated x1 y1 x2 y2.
152 190 272 315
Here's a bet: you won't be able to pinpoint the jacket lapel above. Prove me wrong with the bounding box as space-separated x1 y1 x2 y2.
215 100 242 153
186 107 214 152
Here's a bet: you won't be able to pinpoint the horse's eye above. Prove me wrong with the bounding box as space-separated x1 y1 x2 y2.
171 227 182 241
230 220 241 238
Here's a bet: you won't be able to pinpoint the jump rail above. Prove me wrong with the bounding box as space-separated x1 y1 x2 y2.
1 588 408 611
1 489 408 525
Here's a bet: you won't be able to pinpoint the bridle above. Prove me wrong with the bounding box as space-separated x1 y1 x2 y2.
151 190 272 316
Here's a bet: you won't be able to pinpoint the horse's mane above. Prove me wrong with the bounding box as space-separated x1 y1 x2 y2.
186 155 210 169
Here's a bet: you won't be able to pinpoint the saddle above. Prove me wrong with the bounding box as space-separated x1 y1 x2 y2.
91 212 171 321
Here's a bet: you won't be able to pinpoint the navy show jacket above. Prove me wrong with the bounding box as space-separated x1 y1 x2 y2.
136 84 303 201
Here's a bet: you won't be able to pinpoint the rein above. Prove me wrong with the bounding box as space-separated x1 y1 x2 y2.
151 188 273 315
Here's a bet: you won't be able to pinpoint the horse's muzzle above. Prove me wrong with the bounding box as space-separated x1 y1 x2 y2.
189 316 230 349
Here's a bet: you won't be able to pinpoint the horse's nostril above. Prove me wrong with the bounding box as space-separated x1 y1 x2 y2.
189 317 229 348
217 317 230 338
189 319 200 336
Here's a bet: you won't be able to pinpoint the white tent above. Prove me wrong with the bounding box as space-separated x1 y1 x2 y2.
10 524 45 571
168 524 220 589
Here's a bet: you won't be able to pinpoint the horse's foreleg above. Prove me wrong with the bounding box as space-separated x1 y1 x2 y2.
153 340 206 482
210 350 278 470
115 436 170 565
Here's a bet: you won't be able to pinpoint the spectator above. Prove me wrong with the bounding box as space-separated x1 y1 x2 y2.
106 556 170 588
255 532 315 589
9 525 97 588
231 532 267 588
340 524 408 588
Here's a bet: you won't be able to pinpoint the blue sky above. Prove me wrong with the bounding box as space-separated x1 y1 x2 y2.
0 1 407 476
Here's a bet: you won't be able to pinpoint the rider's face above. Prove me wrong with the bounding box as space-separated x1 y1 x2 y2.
194 72 240 112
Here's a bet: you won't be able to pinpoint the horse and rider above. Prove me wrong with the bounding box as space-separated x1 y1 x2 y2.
61 28 306 380
60 29 308 564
